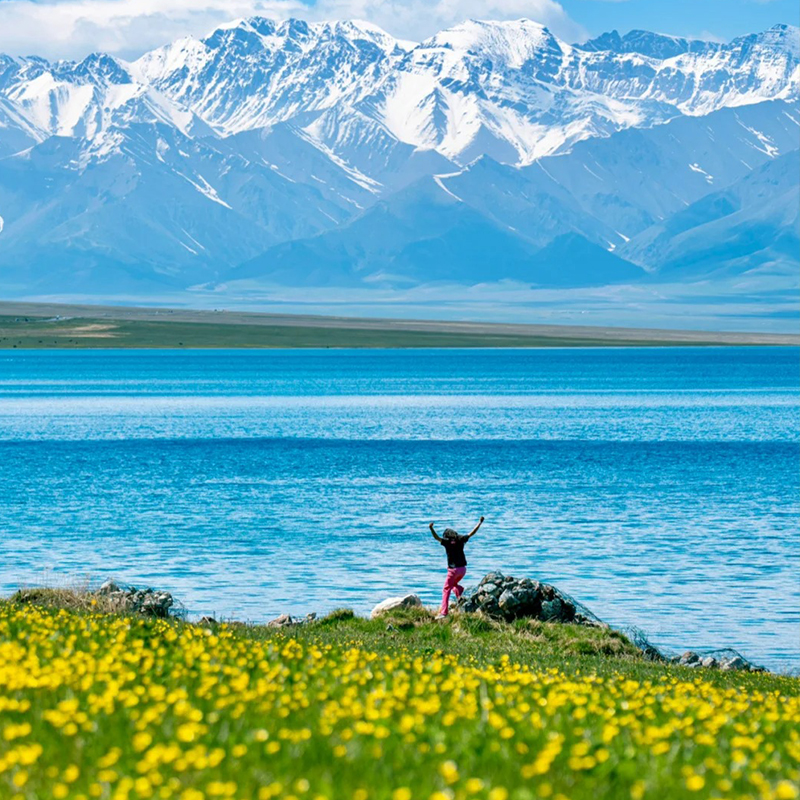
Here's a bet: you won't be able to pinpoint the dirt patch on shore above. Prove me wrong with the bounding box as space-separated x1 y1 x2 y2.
60 324 119 338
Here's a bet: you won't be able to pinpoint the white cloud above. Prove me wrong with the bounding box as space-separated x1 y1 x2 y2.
320 0 585 43
0 0 585 60
0 0 301 59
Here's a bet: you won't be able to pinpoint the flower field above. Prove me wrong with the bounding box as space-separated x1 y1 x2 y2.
0 602 798 800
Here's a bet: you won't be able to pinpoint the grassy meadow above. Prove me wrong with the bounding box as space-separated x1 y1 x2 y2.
0 596 798 800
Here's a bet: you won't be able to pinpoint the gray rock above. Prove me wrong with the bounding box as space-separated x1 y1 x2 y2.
540 598 565 622
267 612 318 629
501 588 541 621
459 596 480 613
719 655 749 672
268 614 294 628
94 583 175 618
478 596 501 618
97 579 121 596
481 583 499 596
198 616 217 626
136 589 173 618
547 597 575 623
498 589 518 610
370 594 423 619
671 651 762 672
540 584 556 601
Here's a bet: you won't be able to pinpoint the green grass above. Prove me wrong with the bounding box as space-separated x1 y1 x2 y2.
0 594 797 800
6 588 794 691
8 587 148 617
245 606 793 691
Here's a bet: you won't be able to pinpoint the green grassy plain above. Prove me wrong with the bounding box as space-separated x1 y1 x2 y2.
3 299 798 349
0 314 728 349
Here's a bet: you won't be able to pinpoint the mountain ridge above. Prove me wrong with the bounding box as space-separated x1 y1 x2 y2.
0 18 797 301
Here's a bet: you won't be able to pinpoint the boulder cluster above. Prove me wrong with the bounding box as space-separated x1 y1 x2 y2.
458 571 605 627
672 650 763 672
97 580 174 619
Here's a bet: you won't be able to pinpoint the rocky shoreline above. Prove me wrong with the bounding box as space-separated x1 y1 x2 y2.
35 571 765 674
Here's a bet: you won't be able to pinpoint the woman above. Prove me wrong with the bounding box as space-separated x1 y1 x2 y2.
429 516 484 618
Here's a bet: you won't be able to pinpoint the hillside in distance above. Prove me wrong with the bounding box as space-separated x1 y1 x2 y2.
0 16 797 326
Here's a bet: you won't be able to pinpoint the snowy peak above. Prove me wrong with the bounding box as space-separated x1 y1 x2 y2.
199 16 405 55
733 23 800 56
127 18 800 153
133 17 408 135
1 18 797 158
421 18 559 66
0 50 210 146
56 53 132 86
316 20 414 54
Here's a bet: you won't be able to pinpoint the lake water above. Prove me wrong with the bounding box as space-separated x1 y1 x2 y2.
1 347 798 671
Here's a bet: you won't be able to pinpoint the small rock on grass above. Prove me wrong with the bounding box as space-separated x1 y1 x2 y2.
267 612 317 628
370 594 423 619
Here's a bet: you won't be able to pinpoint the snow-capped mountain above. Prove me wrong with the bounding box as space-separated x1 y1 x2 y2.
221 99 798 290
0 53 214 146
0 17 797 297
132 18 800 164
134 19 412 136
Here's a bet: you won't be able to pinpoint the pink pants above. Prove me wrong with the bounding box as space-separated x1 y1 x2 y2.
440 567 467 616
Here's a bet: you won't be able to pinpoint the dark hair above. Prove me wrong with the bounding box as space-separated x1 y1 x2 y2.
443 528 459 540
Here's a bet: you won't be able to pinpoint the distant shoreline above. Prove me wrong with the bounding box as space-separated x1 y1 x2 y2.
1 300 798 349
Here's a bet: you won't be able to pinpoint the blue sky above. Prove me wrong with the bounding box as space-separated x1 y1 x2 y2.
0 0 796 58
560 0 799 42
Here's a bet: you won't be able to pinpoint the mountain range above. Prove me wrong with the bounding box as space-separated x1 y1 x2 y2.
0 17 797 302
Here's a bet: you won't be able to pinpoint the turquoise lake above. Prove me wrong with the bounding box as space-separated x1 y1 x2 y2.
0 347 797 670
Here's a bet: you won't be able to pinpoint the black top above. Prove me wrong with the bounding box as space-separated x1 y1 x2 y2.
441 535 469 568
